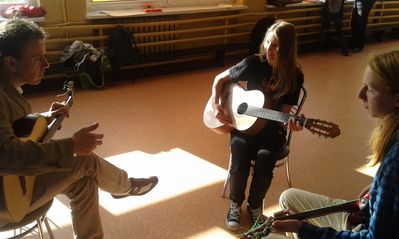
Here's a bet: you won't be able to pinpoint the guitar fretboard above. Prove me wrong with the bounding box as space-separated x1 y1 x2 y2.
41 82 74 143
244 104 307 126
276 199 358 221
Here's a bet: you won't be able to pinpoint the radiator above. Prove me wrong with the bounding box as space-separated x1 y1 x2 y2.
120 16 177 59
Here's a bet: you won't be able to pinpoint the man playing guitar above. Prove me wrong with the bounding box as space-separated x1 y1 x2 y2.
0 18 158 239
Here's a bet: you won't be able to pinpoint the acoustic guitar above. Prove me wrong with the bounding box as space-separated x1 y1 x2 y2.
1 81 74 223
241 193 370 239
203 83 340 138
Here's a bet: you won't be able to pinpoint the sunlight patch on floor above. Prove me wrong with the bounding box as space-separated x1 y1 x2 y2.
98 148 228 216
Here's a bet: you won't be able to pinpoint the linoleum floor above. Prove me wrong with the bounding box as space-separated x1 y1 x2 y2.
6 39 399 239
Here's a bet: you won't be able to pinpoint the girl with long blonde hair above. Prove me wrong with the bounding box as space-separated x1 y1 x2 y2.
272 50 399 239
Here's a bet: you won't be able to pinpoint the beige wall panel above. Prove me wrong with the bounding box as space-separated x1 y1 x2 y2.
243 0 267 12
42 0 87 24
65 0 87 22
41 0 65 24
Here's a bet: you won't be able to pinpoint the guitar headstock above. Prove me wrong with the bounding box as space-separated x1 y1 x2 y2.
59 81 74 107
304 119 341 139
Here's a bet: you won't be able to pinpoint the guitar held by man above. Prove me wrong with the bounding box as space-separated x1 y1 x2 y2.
0 18 158 237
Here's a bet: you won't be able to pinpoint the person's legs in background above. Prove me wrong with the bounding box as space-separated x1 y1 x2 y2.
351 0 377 52
334 16 349 56
320 14 332 50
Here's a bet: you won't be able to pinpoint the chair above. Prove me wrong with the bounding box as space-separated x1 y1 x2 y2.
0 200 55 239
221 86 307 197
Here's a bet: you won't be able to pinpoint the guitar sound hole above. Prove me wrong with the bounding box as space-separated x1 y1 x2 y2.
237 103 248 114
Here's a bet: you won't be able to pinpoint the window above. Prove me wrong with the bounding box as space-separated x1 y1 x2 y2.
0 0 27 3
0 0 27 10
85 0 234 11
0 0 45 21
0 0 39 12
86 0 161 11
166 0 230 7
0 1 25 15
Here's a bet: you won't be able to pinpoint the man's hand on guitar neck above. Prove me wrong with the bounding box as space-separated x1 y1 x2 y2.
41 101 70 124
72 122 104 156
49 101 70 117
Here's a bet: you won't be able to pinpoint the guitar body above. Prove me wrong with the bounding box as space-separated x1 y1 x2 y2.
204 83 340 139
203 83 268 135
2 115 47 222
12 114 48 141
2 176 36 223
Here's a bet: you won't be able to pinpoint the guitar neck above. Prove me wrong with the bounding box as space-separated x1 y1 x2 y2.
41 115 66 143
241 199 360 239
41 93 73 143
275 199 359 221
244 105 306 125
237 102 341 139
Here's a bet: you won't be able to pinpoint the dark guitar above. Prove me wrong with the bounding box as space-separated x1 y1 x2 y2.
241 194 370 239
2 81 74 223
203 83 340 138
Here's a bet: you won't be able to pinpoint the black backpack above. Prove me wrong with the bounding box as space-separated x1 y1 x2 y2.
60 40 112 89
108 25 139 72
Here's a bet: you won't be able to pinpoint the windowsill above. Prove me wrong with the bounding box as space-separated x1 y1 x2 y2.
85 3 248 20
265 0 353 8
0 16 45 22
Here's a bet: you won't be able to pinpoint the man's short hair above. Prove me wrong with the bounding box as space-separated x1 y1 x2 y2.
0 18 47 61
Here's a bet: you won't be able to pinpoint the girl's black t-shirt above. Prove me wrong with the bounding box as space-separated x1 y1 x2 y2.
229 54 304 109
